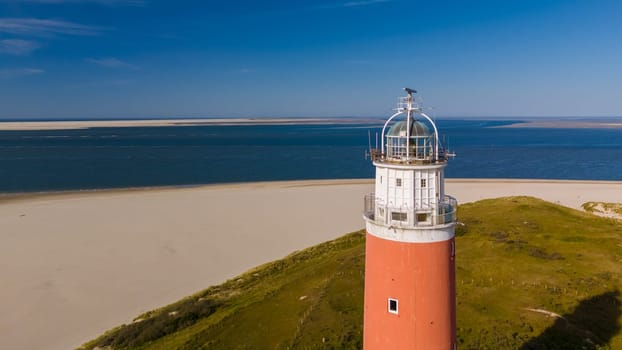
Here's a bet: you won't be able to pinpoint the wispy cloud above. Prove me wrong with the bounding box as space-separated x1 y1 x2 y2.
0 39 41 55
341 0 392 7
236 68 255 74
318 0 393 9
0 0 145 5
86 57 139 69
105 78 135 85
344 59 373 64
0 67 44 79
0 18 104 36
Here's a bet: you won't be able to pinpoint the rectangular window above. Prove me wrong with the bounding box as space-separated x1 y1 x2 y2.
388 298 398 314
396 178 402 187
421 179 427 188
391 212 407 222
416 213 428 222
380 176 382 184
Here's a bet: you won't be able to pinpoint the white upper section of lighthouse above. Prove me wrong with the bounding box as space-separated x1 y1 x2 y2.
364 88 457 240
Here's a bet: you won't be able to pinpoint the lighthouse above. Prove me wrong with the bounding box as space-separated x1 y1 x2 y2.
363 88 457 349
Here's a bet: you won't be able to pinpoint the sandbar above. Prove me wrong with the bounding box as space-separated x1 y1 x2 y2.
1 179 621 350
497 120 622 129
0 118 380 131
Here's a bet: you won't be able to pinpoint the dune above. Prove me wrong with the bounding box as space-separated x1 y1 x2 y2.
0 179 621 350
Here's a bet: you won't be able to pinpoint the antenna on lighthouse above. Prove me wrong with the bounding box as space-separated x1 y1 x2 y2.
404 87 417 95
403 88 416 159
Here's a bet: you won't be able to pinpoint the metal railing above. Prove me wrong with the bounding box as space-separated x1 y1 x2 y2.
438 195 458 224
396 96 422 112
363 193 457 227
363 193 376 221
368 147 447 164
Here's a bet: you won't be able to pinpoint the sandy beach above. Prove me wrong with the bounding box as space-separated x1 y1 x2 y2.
1 179 622 350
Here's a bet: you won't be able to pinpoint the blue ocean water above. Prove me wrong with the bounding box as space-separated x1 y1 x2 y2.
0 120 621 193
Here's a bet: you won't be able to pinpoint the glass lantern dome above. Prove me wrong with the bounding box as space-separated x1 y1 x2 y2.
385 120 436 161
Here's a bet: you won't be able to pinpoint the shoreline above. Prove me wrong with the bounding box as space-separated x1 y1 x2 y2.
0 179 374 203
2 177 621 204
1 178 621 350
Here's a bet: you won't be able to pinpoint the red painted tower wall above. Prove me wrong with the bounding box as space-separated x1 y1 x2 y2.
363 232 456 350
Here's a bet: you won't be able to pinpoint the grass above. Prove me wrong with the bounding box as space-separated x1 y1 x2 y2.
80 196 622 350
457 197 622 349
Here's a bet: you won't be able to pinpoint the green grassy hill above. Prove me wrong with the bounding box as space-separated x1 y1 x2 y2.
80 197 622 350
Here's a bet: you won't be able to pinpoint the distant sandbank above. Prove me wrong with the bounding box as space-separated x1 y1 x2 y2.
498 120 622 129
0 117 381 131
1 179 621 350
4 118 622 131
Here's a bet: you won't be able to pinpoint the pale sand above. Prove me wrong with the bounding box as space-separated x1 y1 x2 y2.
498 120 622 129
1 179 621 350
0 118 375 130
446 178 622 211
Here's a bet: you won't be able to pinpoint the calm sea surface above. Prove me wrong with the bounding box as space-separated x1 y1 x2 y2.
0 120 621 193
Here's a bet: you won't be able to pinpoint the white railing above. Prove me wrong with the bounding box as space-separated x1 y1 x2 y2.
363 193 457 227
438 195 458 224
369 148 446 164
363 193 376 221
396 96 422 111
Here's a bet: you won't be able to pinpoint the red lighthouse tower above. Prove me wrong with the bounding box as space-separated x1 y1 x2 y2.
363 88 457 350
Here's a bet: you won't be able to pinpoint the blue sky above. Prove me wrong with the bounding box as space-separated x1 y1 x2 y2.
0 0 621 119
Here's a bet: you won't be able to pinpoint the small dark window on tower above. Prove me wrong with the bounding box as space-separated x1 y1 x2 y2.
396 178 402 187
416 213 428 222
380 176 383 184
388 298 398 314
421 179 427 188
391 212 407 221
